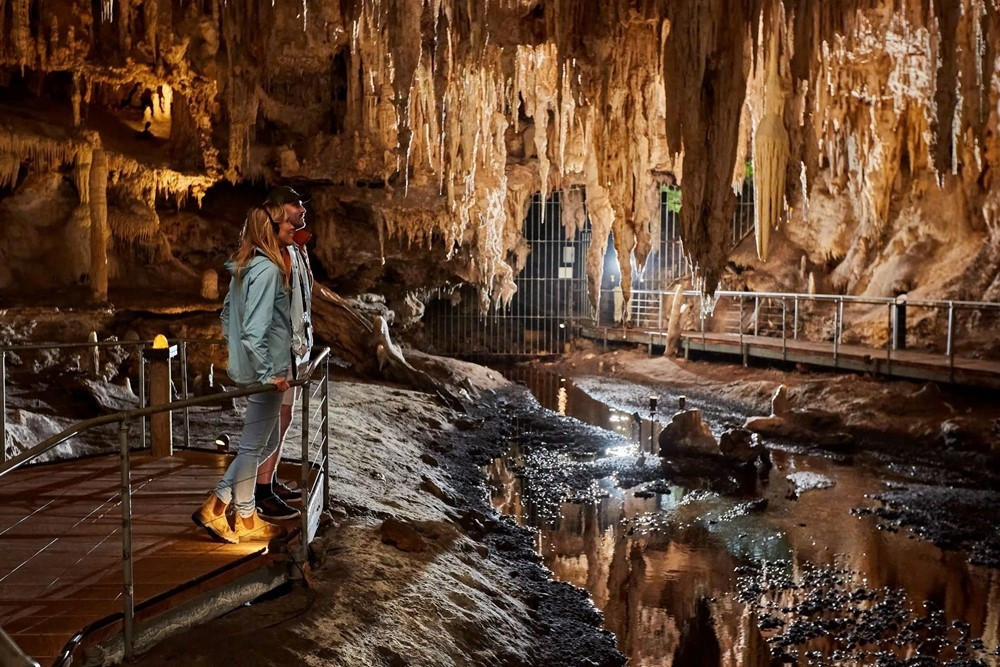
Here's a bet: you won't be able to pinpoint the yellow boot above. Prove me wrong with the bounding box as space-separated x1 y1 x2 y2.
233 510 287 543
192 493 238 544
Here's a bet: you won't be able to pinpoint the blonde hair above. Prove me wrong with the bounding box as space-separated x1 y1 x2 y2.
233 203 291 289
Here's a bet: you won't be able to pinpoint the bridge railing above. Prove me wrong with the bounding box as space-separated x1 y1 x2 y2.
0 337 233 464
585 288 1000 370
0 343 331 664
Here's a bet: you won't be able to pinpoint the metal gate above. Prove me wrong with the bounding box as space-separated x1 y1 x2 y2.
420 181 755 357
421 192 590 357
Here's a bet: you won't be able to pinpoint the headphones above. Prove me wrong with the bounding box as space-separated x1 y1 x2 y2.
260 205 281 234
238 205 281 245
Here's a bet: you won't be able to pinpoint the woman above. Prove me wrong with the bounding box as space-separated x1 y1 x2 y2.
193 202 297 543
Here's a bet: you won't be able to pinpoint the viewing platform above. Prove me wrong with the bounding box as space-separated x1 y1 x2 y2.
0 450 313 665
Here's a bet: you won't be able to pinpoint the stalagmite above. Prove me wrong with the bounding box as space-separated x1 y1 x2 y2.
753 28 790 262
201 270 218 300
664 284 685 357
88 147 109 302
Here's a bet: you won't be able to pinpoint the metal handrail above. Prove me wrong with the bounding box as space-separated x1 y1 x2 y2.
0 626 39 667
0 347 330 479
587 287 1000 377
1 336 230 464
0 346 331 664
0 337 226 353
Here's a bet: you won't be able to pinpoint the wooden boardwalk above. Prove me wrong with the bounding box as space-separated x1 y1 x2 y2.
580 325 1000 389
0 450 301 665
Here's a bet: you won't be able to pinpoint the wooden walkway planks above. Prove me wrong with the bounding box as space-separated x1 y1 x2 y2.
578 324 1000 388
0 450 293 665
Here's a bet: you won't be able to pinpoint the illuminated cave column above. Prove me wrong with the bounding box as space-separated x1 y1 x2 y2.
88 148 109 302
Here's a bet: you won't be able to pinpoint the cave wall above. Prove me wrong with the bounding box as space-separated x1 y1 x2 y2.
0 0 998 311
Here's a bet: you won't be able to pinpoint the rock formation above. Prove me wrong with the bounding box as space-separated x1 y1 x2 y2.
1 0 999 315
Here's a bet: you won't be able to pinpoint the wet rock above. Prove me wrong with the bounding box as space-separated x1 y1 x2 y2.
455 416 483 431
815 431 855 451
940 417 994 453
789 407 841 432
73 377 141 414
771 384 791 417
744 414 799 439
910 382 944 407
659 409 718 457
379 518 426 552
744 498 768 513
718 428 764 463
786 471 835 499
745 412 853 452
420 474 458 506
420 453 440 467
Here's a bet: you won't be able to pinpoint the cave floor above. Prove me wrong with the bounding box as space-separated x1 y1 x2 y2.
5 345 999 666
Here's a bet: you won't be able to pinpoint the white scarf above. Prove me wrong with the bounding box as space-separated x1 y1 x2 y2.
288 246 313 362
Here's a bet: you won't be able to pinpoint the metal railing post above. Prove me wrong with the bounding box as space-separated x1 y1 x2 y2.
781 298 787 361
1 350 6 464
137 346 146 449
299 376 311 561
738 296 744 348
753 295 759 336
890 300 899 354
180 341 190 450
947 302 955 381
886 302 892 374
833 299 840 367
793 296 799 340
838 298 845 344
700 299 706 346
323 356 331 512
118 419 135 662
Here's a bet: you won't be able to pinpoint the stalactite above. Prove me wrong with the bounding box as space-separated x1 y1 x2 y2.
144 0 158 62
74 144 92 203
13 0 32 68
753 29 790 262
2 0 1000 307
0 153 20 189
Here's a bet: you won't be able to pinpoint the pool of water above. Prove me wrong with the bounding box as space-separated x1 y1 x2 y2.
489 368 1000 665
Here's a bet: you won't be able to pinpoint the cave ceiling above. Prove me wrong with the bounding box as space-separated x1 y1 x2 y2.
1 0 998 308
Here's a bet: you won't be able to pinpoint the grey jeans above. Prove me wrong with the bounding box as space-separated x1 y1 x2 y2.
214 390 283 517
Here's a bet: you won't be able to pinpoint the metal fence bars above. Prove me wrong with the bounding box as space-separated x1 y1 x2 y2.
0 346 332 663
424 192 590 357
616 289 1000 373
422 181 756 357
0 337 236 464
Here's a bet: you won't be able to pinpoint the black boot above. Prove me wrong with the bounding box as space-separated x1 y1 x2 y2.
256 482 300 520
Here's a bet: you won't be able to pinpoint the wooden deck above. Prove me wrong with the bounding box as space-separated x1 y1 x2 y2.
0 450 301 665
580 325 1000 388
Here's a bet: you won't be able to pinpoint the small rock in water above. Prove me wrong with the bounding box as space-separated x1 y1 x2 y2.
786 471 834 499
659 408 718 457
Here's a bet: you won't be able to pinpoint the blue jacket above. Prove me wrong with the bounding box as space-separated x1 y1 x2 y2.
220 255 292 385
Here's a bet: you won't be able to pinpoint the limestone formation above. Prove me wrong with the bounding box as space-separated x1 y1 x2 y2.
0 0 999 311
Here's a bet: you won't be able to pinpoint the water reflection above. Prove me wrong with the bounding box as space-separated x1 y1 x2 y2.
493 367 1000 665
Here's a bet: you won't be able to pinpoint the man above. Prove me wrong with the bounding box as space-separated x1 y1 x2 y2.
255 185 315 521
